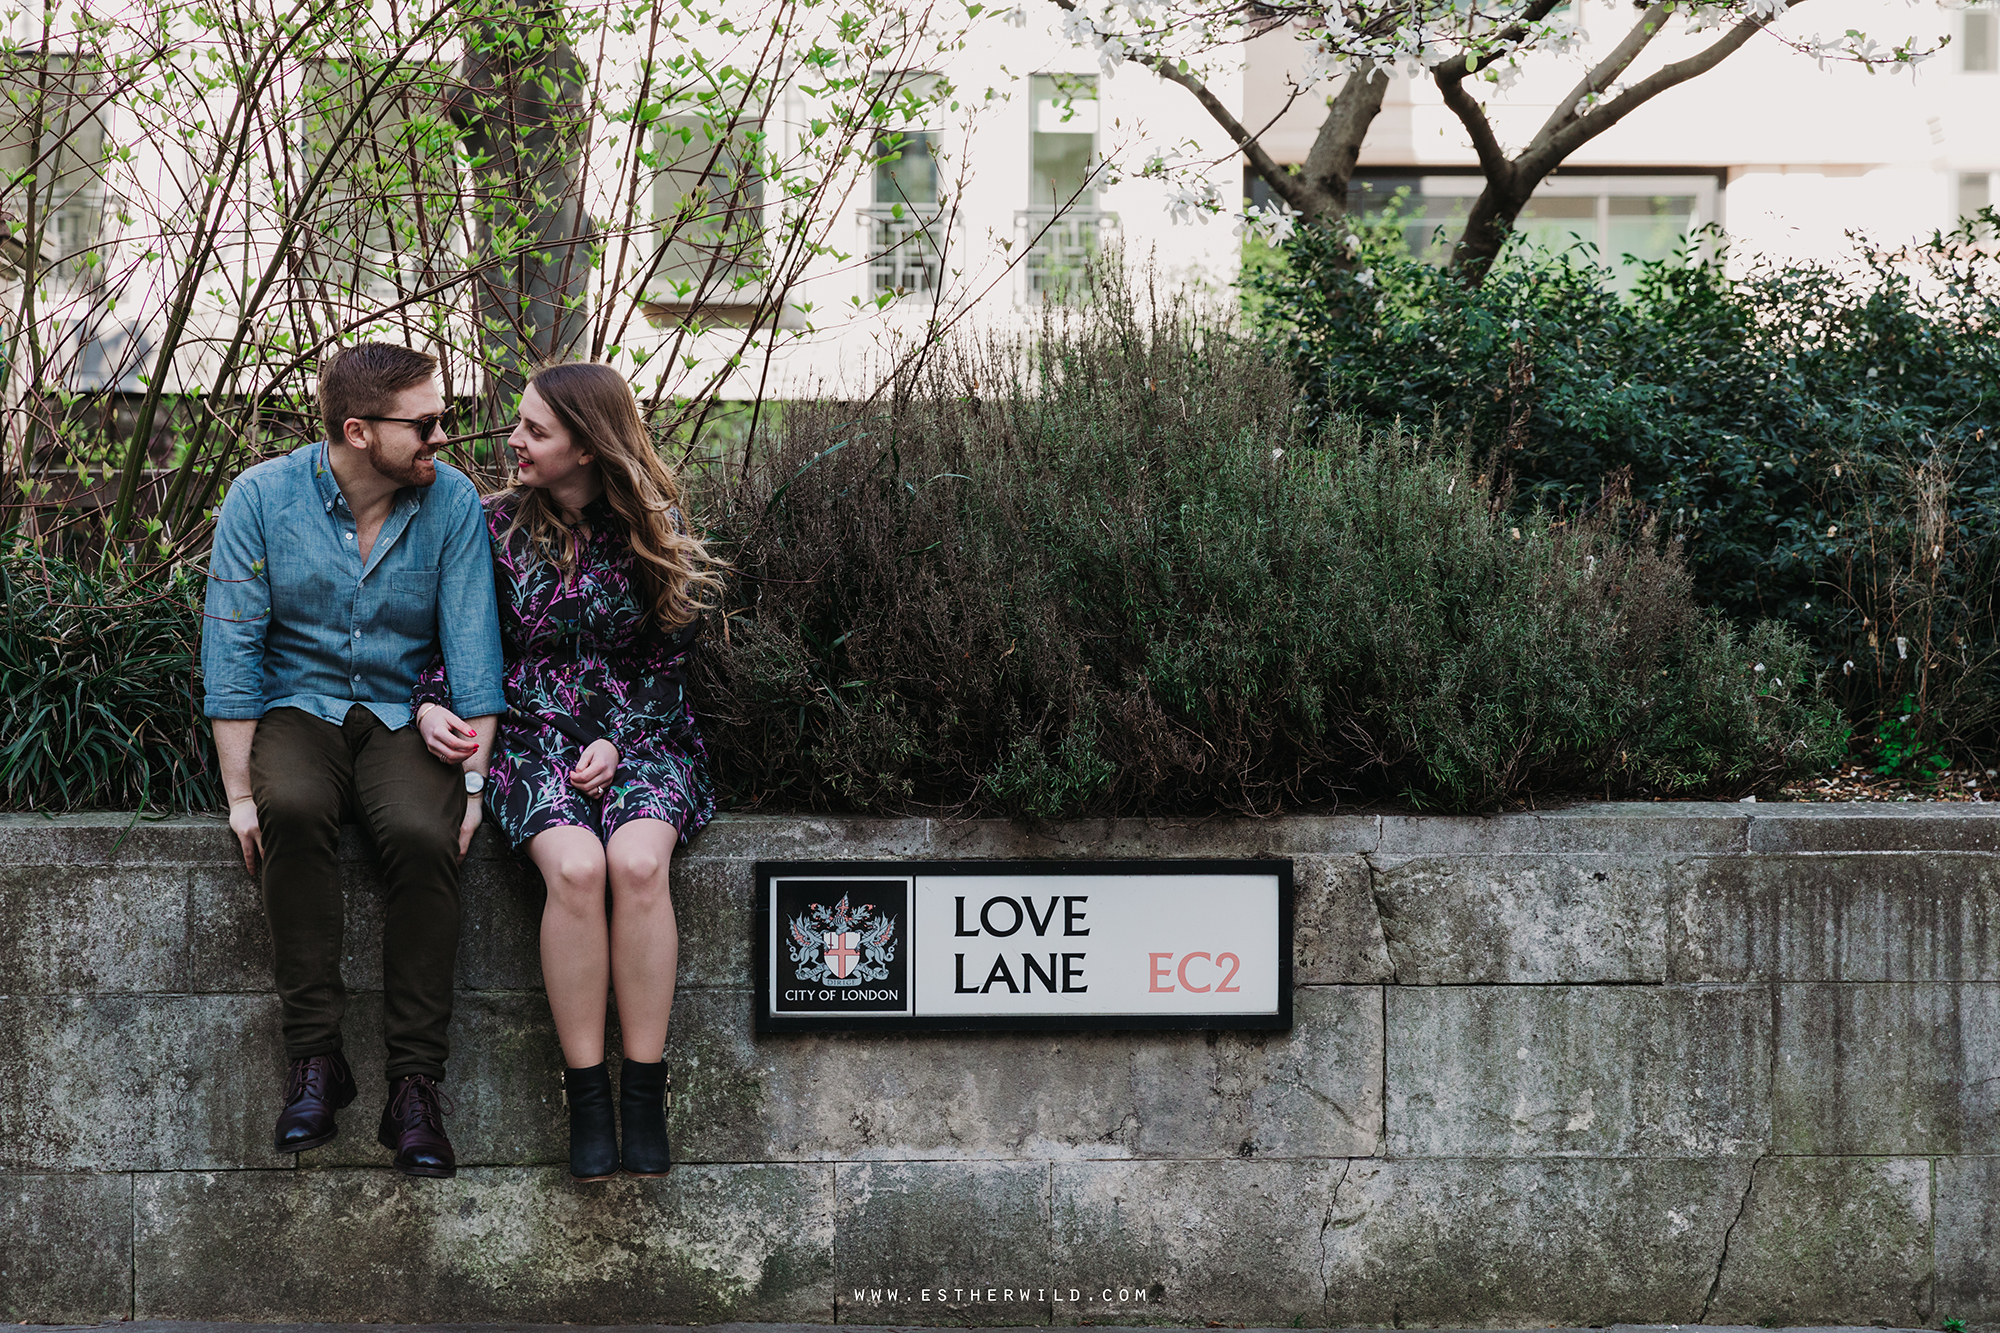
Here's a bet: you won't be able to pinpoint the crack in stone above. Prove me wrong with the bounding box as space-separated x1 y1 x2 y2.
1318 1158 1352 1319
1360 851 1400 986
1700 1155 1762 1323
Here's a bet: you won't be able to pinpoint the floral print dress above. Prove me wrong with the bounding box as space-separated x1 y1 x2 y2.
414 491 715 852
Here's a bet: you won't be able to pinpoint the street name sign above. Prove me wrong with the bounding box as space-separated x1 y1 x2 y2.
754 859 1292 1032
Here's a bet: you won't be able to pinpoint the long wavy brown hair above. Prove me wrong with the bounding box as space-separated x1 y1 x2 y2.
502 362 726 630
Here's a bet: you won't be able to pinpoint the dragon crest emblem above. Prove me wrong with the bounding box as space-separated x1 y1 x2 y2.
789 893 897 985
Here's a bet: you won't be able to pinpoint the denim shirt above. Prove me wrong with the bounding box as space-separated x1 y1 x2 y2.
201 441 506 728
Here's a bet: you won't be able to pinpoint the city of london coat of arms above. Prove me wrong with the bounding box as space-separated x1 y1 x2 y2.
788 893 897 986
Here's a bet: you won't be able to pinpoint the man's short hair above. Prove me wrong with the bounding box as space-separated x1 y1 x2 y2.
318 343 440 444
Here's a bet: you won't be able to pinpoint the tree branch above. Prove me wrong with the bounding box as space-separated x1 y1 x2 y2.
1298 64 1388 209
1050 0 1323 213
1524 0 1674 169
1530 3 1797 171
1433 70 1512 187
1433 0 1569 86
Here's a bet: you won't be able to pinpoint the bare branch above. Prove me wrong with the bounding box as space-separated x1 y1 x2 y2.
1432 70 1513 188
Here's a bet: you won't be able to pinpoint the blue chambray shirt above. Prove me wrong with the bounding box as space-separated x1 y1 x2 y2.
201 441 506 728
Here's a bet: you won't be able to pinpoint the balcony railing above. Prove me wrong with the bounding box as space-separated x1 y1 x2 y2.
1013 206 1119 304
860 203 948 300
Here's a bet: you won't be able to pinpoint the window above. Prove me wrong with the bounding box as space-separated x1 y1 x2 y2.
293 61 458 301
1017 73 1116 303
1030 73 1098 207
1962 171 1994 219
862 124 946 299
1347 173 1717 292
1962 5 1998 72
0 57 106 280
646 114 765 321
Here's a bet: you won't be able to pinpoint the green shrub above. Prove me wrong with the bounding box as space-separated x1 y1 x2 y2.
1251 210 2000 764
0 275 1845 816
0 545 218 810
691 275 1841 815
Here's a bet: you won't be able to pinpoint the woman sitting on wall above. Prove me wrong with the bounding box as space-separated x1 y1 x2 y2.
413 362 726 1180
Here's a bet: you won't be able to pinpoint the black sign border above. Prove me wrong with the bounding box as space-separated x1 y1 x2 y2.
754 858 1294 1034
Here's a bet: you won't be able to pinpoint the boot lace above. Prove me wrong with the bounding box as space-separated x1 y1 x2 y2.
285 1055 330 1105
386 1074 456 1129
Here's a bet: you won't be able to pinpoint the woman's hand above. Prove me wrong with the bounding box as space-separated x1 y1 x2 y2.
418 702 479 764
570 737 620 798
457 794 483 861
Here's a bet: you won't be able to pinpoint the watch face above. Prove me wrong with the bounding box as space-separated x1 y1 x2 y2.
463 771 486 794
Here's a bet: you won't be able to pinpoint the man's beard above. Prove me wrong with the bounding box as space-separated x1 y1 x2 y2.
368 440 438 488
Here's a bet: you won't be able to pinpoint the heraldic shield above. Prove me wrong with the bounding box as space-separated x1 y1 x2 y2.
789 892 898 986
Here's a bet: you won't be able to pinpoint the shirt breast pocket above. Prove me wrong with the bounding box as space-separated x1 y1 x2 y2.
383 567 441 637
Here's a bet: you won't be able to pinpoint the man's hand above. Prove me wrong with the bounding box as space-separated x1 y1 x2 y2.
229 795 263 877
458 795 483 861
418 702 480 764
570 738 620 798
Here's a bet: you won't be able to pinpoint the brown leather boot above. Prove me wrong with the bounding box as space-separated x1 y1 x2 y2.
273 1052 357 1155
377 1074 456 1178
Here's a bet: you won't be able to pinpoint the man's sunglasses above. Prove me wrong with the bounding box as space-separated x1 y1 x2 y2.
359 413 454 440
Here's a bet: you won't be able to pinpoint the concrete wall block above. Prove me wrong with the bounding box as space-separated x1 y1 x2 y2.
1292 854 1392 983
0 994 288 1171
1748 804 2000 854
0 1171 132 1322
670 854 755 989
1372 855 1672 984
0 813 233 865
666 989 1143 1162
187 864 271 992
1050 1159 1339 1327
206 857 546 997
1378 805 1748 859
1132 985 1381 1159
132 1163 834 1322
691 814 932 860
1775 982 2000 1154
1706 1156 1932 1327
191 861 395 994
1325 1157 1751 1326
668 987 1379 1162
1387 985 1770 1157
453 857 546 991
1537 804 1750 855
1376 813 1552 856
303 990 565 1168
834 1161 1050 1324
931 816 1379 859
1936 1155 2000 1327
1673 854 2000 982
0 866 189 993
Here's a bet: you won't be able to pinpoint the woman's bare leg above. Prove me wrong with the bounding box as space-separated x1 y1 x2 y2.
604 817 680 1062
528 825 611 1067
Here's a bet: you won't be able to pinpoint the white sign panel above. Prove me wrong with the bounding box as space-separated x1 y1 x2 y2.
757 860 1291 1032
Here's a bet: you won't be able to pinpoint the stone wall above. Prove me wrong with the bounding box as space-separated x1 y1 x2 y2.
3 804 1998 1327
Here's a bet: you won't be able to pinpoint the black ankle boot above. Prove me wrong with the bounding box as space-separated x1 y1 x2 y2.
563 1062 618 1181
619 1058 671 1176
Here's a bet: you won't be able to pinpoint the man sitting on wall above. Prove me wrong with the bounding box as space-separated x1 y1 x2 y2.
201 342 505 1178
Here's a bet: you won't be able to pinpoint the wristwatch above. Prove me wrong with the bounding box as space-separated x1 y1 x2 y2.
463 770 486 796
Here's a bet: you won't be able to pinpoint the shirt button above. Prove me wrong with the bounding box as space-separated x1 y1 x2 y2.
344 532 353 540
353 630 362 638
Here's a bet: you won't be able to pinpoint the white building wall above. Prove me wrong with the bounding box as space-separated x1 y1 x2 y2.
735 12 1245 399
